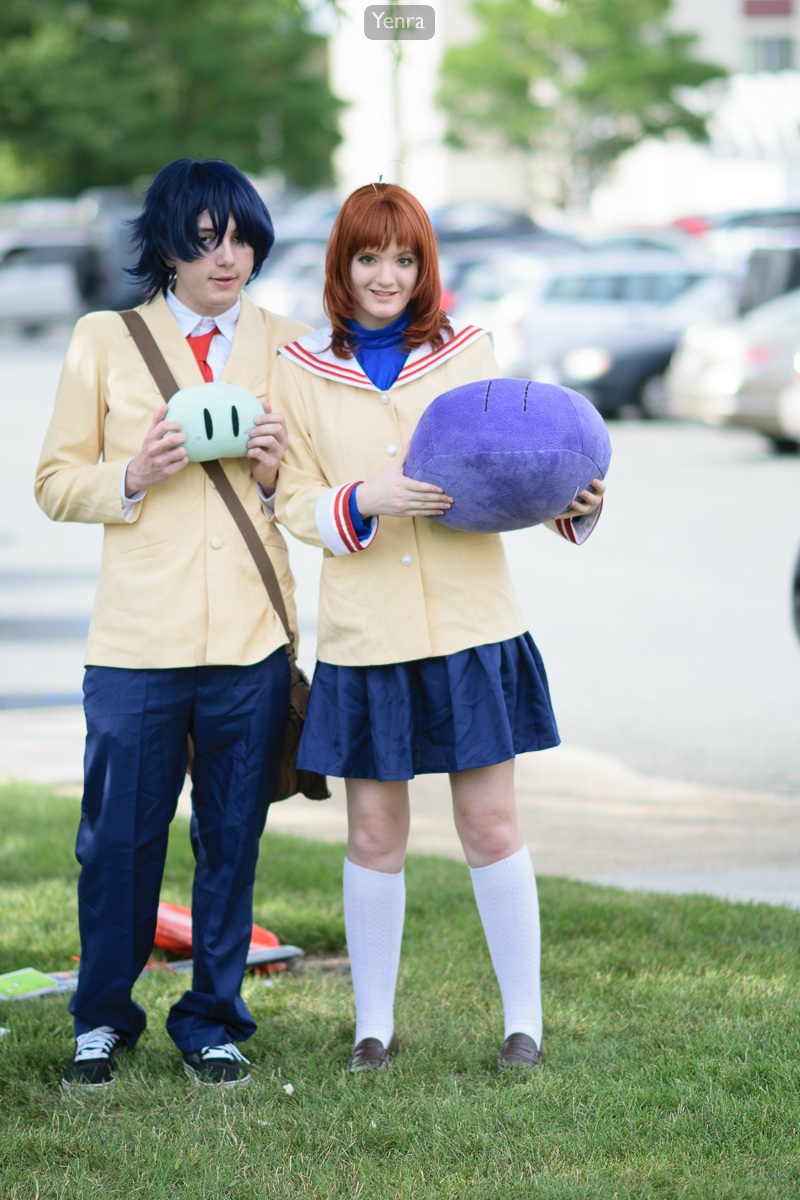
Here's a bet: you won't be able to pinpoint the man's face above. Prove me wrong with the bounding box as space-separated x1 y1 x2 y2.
170 210 255 316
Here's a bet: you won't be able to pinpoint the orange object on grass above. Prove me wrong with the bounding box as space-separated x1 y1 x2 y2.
154 902 285 973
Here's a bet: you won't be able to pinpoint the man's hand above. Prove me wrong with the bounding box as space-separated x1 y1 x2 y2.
554 476 606 522
356 445 453 518
247 401 288 492
125 405 188 495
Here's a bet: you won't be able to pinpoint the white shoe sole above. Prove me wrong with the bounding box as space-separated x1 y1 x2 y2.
182 1061 250 1088
60 1076 116 1092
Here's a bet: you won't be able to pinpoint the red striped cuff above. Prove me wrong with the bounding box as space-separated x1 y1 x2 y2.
546 499 603 545
315 483 379 555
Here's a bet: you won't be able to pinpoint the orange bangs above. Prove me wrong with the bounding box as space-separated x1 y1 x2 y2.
324 183 452 359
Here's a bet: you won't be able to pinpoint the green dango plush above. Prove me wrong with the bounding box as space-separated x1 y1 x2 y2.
166 382 264 462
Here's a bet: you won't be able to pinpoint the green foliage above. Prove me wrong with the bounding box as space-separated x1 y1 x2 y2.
2 784 800 1197
439 0 727 207
0 0 341 198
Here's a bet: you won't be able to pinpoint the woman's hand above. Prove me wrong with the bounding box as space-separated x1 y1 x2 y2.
356 445 453 518
554 476 606 522
125 404 188 494
247 401 289 492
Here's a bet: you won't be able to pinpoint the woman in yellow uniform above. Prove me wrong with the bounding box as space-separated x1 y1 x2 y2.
274 183 605 1074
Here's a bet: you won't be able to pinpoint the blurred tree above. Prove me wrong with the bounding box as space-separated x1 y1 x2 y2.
438 0 726 208
0 0 341 198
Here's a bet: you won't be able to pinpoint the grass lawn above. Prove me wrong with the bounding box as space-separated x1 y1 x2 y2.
1 783 799 1199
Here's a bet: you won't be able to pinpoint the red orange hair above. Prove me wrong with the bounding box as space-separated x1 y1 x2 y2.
323 183 452 359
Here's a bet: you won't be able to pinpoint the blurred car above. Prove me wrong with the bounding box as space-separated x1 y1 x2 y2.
450 251 735 415
672 208 800 270
246 240 327 328
664 286 800 452
78 188 144 311
0 226 90 334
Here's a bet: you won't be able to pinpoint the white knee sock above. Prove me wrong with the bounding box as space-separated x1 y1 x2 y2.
343 857 405 1048
469 845 542 1047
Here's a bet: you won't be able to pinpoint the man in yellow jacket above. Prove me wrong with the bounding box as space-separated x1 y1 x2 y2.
35 158 308 1090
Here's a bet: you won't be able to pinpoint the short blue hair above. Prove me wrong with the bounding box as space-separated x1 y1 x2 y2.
127 158 275 299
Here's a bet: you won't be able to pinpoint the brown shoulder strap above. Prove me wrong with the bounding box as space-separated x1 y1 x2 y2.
201 459 294 654
119 310 181 402
119 309 295 656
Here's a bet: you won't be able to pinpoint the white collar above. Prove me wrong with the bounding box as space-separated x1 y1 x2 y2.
278 320 490 391
165 288 241 342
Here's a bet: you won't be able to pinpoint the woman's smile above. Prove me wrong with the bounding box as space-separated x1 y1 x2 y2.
349 241 419 328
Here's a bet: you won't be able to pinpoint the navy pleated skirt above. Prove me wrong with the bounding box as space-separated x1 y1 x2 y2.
296 632 560 781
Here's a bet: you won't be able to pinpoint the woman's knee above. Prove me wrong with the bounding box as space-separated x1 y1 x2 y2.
457 808 521 862
346 780 409 871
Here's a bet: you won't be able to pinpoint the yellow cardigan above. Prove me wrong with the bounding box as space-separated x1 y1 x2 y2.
35 292 309 669
273 325 531 667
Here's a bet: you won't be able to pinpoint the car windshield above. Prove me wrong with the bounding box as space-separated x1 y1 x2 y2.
544 273 702 304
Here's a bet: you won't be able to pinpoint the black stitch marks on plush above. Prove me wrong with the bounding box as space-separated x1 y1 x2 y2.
483 381 493 412
523 382 531 412
231 407 240 437
203 408 213 439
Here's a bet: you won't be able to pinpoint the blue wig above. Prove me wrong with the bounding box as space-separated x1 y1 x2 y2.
127 158 275 299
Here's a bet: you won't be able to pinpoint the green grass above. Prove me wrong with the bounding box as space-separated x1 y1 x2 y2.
1 783 799 1199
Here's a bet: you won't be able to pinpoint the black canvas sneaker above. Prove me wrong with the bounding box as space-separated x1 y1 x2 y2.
182 1043 251 1088
61 1025 126 1090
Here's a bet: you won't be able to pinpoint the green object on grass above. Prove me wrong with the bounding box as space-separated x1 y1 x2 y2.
165 382 264 462
0 968 60 1000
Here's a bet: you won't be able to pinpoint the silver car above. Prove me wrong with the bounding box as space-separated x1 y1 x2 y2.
664 287 800 452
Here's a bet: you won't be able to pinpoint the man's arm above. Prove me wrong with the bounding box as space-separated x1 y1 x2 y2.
36 317 188 524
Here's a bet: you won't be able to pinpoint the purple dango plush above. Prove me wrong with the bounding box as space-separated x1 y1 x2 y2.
404 378 611 534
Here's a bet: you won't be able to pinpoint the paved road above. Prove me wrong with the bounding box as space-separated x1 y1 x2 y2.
1 332 799 799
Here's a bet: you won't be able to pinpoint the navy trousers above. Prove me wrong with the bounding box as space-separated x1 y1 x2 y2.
70 650 290 1052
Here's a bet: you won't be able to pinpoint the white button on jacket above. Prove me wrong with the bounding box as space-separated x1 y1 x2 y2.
386 444 398 456
401 555 412 566
380 393 390 404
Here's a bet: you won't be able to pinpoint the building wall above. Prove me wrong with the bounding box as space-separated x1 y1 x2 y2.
671 0 800 71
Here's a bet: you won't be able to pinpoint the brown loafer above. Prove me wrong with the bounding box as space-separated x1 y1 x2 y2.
496 1032 541 1074
347 1034 399 1074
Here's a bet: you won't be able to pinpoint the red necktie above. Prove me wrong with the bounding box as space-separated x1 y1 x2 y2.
186 326 220 382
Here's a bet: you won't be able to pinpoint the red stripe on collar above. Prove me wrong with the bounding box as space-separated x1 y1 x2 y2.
397 325 483 381
281 341 369 384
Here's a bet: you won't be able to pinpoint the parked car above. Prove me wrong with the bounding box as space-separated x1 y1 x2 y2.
450 251 735 415
0 226 89 334
672 208 800 270
246 239 326 328
664 286 800 452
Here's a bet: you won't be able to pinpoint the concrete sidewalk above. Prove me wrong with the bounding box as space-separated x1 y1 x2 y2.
3 706 800 909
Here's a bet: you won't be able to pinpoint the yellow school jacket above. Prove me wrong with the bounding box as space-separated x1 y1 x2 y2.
273 322 597 668
35 291 309 669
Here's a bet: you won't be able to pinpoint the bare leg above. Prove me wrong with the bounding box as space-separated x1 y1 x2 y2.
343 778 410 1050
346 778 410 873
450 759 523 868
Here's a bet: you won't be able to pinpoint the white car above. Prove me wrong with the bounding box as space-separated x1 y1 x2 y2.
0 226 87 333
450 251 735 413
664 287 800 452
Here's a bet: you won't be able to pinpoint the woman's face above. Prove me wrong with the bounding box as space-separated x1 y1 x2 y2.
349 240 419 329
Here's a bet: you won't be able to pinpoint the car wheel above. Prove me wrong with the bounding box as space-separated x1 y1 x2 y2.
639 374 667 419
768 436 800 455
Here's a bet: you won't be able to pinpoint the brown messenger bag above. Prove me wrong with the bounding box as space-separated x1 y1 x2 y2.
119 309 330 804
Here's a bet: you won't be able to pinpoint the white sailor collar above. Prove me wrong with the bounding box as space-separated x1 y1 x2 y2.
277 320 490 391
